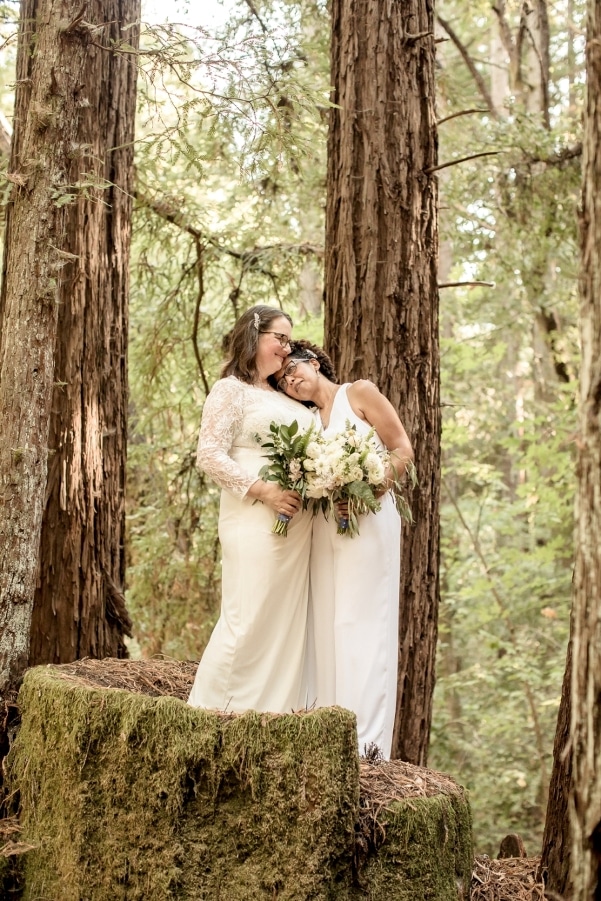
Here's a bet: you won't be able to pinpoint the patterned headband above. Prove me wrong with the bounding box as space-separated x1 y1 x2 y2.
288 349 317 361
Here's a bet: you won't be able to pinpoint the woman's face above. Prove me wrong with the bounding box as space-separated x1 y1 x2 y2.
275 356 319 401
254 316 292 377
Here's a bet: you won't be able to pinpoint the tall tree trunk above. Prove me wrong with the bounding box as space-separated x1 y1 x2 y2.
27 0 139 664
0 0 94 695
570 0 601 896
540 639 573 896
324 0 439 765
520 0 550 125
0 0 139 697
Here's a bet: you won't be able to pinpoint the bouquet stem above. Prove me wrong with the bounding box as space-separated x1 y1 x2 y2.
272 512 291 536
336 516 350 536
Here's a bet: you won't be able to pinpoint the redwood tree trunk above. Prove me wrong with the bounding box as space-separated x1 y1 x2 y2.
570 0 601 896
324 0 439 764
27 0 139 664
0 0 139 696
0 0 94 695
540 639 573 895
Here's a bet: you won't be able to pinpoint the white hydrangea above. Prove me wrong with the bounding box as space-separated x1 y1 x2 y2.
305 427 385 491
365 451 386 485
289 458 302 481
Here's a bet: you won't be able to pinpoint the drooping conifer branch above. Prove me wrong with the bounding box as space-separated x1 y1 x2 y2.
437 108 491 126
437 14 499 118
425 150 500 175
438 281 495 289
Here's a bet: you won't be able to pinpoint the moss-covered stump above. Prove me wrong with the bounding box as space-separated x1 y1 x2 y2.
7 660 472 900
354 762 473 899
9 663 358 900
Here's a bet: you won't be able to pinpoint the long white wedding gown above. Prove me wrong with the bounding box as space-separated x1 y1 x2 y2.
187 376 315 714
308 384 401 758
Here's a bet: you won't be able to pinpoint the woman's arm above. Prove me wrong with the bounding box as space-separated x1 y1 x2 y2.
197 379 257 498
197 378 302 516
347 380 414 485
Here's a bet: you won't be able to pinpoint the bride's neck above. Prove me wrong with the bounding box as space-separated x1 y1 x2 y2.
314 378 339 410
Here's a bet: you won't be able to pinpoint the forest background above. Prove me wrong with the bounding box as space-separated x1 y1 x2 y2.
0 0 583 857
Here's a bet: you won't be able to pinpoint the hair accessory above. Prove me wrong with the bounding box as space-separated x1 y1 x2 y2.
290 349 317 361
253 312 260 331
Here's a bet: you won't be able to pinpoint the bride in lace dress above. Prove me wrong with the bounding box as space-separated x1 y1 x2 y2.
187 306 315 714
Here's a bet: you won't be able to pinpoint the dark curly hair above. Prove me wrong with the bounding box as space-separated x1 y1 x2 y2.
286 339 338 383
267 339 338 400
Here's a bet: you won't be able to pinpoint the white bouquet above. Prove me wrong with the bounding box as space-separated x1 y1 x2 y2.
303 422 411 537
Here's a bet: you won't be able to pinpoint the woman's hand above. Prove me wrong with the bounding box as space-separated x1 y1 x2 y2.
248 480 302 518
374 454 413 497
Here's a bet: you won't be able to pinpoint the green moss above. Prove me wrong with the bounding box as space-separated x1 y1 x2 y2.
8 665 473 900
9 667 359 900
353 794 473 900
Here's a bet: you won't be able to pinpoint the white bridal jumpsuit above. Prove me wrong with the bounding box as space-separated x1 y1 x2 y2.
188 376 314 714
308 384 401 758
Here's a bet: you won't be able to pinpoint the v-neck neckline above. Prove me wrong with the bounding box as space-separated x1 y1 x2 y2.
318 384 342 430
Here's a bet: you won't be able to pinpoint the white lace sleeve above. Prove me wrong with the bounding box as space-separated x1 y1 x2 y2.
196 379 257 498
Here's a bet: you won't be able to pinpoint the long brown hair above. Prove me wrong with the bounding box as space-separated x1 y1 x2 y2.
221 305 293 384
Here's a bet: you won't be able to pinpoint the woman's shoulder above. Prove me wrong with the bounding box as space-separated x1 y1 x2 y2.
204 375 248 410
209 375 246 395
347 379 379 400
345 380 386 421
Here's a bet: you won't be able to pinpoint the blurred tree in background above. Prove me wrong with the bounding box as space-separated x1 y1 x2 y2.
432 0 582 856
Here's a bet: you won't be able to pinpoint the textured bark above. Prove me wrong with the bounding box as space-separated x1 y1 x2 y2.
570 1 601 897
29 0 139 664
324 0 439 765
0 0 94 694
540 639 573 896
0 0 139 695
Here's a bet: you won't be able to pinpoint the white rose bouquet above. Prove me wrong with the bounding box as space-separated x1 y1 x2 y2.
255 420 315 536
304 422 416 537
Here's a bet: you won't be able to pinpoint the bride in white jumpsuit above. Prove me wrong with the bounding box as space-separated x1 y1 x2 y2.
275 342 414 758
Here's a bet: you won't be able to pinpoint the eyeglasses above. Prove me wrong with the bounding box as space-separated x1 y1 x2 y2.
277 359 301 391
261 330 291 348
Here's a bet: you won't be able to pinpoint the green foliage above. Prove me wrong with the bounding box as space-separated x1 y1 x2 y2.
258 419 316 488
431 379 575 855
430 0 583 855
126 0 329 659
